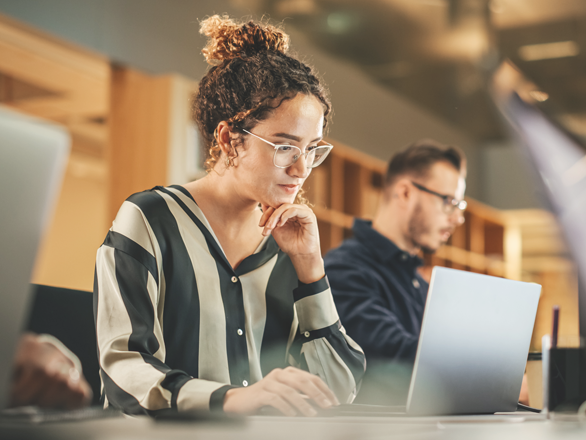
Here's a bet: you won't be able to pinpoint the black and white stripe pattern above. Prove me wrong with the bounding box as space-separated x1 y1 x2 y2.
94 185 365 414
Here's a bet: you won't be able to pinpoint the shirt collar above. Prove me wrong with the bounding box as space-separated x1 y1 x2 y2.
169 185 280 276
352 218 424 267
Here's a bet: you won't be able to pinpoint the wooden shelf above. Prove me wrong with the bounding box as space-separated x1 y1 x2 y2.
313 206 354 229
307 138 512 275
433 245 506 276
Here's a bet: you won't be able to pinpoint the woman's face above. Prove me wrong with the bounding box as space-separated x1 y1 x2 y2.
230 93 325 208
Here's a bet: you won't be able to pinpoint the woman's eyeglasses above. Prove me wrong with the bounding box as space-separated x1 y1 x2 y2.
242 129 333 169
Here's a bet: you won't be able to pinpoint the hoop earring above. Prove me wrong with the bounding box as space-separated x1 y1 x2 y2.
225 155 236 168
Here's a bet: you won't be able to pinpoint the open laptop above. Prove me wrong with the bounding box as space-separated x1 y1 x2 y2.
0 109 122 423
322 267 541 417
0 109 126 426
406 267 540 415
0 107 70 410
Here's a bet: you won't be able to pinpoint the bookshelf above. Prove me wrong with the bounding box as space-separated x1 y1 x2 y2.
305 139 511 276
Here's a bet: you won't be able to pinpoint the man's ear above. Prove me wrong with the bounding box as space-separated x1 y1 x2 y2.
456 175 466 200
392 177 413 204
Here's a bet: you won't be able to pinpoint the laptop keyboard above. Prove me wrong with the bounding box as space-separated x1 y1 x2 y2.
0 406 122 424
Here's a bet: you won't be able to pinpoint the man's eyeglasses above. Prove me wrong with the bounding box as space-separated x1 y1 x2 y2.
242 129 333 169
410 181 467 214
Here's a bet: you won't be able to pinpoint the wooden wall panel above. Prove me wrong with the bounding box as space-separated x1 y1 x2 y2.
0 13 109 120
108 67 173 221
32 153 108 291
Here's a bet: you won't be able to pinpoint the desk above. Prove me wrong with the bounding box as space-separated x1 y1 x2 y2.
1 413 585 440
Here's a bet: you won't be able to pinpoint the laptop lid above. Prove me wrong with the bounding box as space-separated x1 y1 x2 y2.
0 108 69 409
406 267 541 415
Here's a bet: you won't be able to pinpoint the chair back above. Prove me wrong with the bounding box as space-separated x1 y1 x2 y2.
26 284 100 405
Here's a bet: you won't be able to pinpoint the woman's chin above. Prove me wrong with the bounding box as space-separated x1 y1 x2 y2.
263 194 297 209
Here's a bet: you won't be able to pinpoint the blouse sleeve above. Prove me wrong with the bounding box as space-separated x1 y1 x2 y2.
289 276 366 404
94 201 232 415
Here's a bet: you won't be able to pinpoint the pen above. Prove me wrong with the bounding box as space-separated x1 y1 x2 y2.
551 305 560 349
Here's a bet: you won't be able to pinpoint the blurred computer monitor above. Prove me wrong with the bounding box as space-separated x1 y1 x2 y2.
492 61 586 343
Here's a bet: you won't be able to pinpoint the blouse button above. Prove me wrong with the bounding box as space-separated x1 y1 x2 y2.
413 279 420 289
242 380 248 387
304 331 310 338
401 253 408 261
237 329 243 336
231 276 238 283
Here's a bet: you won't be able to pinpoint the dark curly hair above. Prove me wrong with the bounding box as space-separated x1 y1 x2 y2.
193 15 332 179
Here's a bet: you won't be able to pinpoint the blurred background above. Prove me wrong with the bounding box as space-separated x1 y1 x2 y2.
1 0 584 364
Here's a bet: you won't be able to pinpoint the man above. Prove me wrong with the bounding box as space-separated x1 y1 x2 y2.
324 139 466 404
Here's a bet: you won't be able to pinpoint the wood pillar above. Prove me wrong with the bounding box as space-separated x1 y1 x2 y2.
108 67 174 221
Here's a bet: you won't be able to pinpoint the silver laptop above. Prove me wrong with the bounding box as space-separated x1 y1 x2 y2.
0 108 69 409
328 266 541 417
405 266 541 415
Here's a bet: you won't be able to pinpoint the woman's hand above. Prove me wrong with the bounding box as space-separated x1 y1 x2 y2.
223 366 339 416
259 204 324 283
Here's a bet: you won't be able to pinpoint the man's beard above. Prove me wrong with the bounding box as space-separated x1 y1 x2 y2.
407 203 440 254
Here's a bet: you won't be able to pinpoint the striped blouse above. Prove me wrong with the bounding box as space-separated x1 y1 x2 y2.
94 185 365 414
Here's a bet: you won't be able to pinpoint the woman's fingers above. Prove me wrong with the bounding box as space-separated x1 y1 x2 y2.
223 367 338 417
275 367 339 408
261 206 284 235
259 205 275 228
261 392 297 417
261 204 314 235
224 382 299 416
294 369 340 406
311 377 340 406
277 208 302 227
267 381 317 417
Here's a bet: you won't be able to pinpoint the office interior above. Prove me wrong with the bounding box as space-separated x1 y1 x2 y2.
0 0 584 413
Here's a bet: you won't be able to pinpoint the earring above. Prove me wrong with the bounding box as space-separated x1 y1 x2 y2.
225 157 231 167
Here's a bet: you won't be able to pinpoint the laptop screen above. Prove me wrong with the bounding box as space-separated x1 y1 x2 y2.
0 108 69 408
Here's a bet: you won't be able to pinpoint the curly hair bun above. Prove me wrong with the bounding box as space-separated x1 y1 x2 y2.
200 15 290 65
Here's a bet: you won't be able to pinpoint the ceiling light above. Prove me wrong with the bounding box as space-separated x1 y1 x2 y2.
274 0 318 16
416 0 446 6
518 41 580 62
326 12 360 35
528 90 549 102
489 0 505 14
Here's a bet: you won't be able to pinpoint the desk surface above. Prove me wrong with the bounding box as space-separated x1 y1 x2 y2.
1 413 585 440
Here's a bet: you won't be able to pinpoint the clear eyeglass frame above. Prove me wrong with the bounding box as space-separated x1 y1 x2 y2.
242 129 333 169
410 181 468 214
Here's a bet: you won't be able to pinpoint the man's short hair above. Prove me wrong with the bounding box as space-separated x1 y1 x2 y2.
385 139 464 187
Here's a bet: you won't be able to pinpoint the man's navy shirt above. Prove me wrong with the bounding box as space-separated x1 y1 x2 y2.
324 219 429 403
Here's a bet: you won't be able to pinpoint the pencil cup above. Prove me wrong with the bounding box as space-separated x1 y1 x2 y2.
542 334 586 414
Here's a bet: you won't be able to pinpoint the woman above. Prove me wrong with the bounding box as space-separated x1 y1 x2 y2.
94 15 365 416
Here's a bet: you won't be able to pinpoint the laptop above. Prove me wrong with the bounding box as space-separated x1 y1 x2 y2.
0 109 121 423
406 267 540 415
0 107 70 410
315 267 541 417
